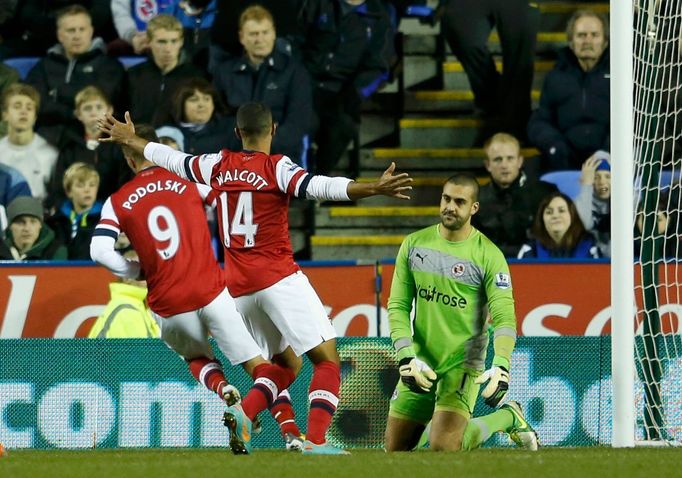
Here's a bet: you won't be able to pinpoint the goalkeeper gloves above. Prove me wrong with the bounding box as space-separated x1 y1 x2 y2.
475 366 509 408
399 357 437 393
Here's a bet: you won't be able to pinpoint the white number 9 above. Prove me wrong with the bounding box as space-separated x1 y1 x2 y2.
147 206 180 260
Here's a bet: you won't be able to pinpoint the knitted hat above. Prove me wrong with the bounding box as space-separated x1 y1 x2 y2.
7 196 44 224
594 150 611 171
155 126 185 151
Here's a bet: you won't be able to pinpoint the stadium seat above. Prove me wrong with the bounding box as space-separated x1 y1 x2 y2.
3 57 40 80
540 170 581 200
118 56 147 69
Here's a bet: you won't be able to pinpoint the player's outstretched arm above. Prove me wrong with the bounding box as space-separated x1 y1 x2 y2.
347 162 413 200
98 111 149 154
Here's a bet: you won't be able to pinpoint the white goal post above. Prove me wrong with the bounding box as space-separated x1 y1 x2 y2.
610 0 635 449
612 0 682 447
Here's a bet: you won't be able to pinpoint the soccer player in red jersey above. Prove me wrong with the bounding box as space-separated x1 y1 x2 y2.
90 124 296 454
99 105 413 454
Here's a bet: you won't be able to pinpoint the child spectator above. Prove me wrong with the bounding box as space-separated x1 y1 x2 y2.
575 151 611 257
48 86 131 207
0 83 58 201
0 196 67 260
518 191 600 259
156 125 185 150
46 162 103 260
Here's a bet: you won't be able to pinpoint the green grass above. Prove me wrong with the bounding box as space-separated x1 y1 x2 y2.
0 448 679 478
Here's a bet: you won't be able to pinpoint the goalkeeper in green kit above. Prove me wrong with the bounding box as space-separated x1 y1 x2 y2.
384 173 539 452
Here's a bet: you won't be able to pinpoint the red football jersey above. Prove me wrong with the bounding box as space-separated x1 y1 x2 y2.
96 166 225 316
185 150 308 296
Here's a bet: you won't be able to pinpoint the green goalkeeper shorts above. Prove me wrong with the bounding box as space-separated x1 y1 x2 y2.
388 366 481 424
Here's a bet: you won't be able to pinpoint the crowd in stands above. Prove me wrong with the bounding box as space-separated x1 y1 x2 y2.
0 2 662 263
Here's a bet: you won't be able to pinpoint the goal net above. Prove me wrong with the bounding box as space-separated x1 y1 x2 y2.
631 0 682 444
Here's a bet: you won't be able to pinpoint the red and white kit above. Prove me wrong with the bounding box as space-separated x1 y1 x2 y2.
91 166 262 365
143 143 352 356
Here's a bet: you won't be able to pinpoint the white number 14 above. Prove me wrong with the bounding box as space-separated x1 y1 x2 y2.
219 191 258 248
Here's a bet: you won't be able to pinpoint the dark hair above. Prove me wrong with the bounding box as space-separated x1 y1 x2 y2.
122 124 160 160
171 78 223 124
444 173 480 201
236 102 272 139
532 192 589 251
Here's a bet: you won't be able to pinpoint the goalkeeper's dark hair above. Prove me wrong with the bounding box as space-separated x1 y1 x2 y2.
236 102 273 140
122 124 159 162
444 173 480 201
532 191 590 252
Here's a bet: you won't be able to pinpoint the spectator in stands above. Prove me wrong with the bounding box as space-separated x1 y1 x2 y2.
297 0 395 175
0 164 32 235
635 189 678 259
212 5 312 163
48 86 131 207
472 133 558 257
0 84 58 201
527 9 610 171
156 125 185 150
0 62 20 137
518 191 600 259
166 77 239 154
46 162 102 260
172 0 217 70
88 249 160 338
0 196 67 260
209 0 301 61
575 151 611 257
26 5 126 127
438 0 539 142
126 14 207 126
110 0 176 55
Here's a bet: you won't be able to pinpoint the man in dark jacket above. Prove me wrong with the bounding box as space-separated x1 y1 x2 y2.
473 133 558 258
213 5 312 163
297 0 395 174
26 5 125 127
527 9 610 171
0 196 67 260
126 14 206 126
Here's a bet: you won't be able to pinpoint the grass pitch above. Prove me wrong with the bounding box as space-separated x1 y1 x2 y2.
0 448 677 478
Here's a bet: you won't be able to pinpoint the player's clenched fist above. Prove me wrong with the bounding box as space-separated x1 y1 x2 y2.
399 357 437 393
475 366 509 407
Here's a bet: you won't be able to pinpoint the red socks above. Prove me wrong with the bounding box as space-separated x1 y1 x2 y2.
188 357 228 398
269 389 301 437
306 360 340 444
241 363 296 421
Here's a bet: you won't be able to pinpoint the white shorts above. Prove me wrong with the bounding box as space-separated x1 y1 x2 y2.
151 288 263 366
235 271 336 358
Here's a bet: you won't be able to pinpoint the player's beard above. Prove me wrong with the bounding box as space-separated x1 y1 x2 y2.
440 211 464 231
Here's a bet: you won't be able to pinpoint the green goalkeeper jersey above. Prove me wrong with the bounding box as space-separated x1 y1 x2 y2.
388 224 517 374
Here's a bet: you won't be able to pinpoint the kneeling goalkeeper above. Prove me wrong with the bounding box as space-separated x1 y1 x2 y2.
384 174 538 452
